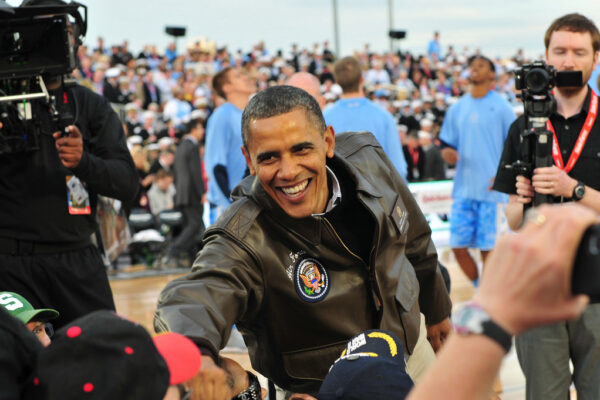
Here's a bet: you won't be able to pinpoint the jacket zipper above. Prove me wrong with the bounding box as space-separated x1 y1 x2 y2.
322 217 382 312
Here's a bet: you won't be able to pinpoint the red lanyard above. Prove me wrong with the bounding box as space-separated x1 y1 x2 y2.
546 91 598 173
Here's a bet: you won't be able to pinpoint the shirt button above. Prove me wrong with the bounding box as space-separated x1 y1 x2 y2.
565 125 569 130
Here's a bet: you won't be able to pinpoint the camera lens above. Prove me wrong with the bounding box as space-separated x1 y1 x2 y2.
526 68 550 93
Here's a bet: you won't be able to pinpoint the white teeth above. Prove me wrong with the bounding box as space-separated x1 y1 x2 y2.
281 180 309 196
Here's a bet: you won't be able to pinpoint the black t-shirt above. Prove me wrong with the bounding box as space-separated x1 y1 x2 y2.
494 87 600 198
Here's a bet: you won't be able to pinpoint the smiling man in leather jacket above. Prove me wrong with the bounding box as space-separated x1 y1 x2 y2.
154 85 452 400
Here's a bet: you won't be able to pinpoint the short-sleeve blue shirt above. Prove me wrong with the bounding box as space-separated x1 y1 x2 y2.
204 102 246 207
324 98 407 180
439 91 515 202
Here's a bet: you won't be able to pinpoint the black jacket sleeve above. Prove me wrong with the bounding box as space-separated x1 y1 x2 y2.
70 86 139 202
493 116 525 195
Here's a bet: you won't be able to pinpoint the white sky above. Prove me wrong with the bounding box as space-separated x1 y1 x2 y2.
12 0 600 59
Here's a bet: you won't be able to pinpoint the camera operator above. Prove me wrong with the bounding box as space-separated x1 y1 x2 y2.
0 0 138 329
493 13 600 399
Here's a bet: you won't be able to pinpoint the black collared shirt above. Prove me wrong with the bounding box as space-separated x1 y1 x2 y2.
494 87 600 197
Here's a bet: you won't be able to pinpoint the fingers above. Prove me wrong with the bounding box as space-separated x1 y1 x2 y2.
427 333 442 353
515 175 533 202
477 204 597 334
54 125 83 168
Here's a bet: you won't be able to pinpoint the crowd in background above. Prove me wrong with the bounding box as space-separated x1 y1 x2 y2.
72 33 532 215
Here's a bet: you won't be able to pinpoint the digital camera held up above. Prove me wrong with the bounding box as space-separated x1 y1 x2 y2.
514 60 582 96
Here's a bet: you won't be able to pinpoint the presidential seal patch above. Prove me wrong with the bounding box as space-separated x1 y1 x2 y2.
294 257 330 303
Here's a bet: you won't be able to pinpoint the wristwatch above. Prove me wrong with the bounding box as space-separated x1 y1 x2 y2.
572 181 586 201
232 371 261 400
452 302 512 353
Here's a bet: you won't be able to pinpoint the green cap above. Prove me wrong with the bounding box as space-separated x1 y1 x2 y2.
0 291 59 324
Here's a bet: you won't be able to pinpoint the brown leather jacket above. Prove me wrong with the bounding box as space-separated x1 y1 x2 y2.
155 132 451 394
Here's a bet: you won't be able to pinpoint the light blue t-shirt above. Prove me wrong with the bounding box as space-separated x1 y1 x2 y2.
440 91 515 202
204 102 246 208
324 98 407 180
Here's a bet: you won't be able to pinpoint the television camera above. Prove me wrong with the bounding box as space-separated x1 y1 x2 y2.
0 1 87 155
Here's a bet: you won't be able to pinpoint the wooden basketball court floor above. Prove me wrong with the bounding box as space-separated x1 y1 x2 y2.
110 247 574 400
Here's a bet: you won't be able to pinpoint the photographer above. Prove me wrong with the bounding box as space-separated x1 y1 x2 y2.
0 0 138 329
493 13 600 399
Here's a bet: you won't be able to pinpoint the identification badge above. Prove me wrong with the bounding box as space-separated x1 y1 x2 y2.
66 175 91 215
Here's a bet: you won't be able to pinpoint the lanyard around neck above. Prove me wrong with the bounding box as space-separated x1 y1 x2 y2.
546 91 598 173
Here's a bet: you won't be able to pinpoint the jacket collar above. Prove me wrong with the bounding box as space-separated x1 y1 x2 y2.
243 153 382 245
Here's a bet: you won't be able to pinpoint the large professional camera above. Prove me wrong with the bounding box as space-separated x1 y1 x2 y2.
0 1 87 155
505 61 582 204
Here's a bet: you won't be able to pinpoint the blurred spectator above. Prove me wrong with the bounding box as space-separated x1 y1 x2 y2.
163 87 192 128
324 56 407 179
428 31 442 61
439 55 515 283
159 113 206 268
365 58 391 86
418 131 446 181
131 145 153 210
398 100 421 132
287 72 326 109
150 149 175 175
403 131 425 182
205 67 254 224
103 67 126 103
147 169 175 217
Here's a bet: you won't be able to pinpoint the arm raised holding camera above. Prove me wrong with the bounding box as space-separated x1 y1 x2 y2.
408 203 595 400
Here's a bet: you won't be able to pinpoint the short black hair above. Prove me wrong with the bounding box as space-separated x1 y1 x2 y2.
241 85 326 148
186 116 205 133
468 55 495 73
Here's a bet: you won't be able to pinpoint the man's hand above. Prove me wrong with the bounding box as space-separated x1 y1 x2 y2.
426 317 452 352
53 125 83 169
515 175 534 203
532 166 577 198
476 204 595 335
186 356 234 400
441 147 458 165
187 356 267 400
